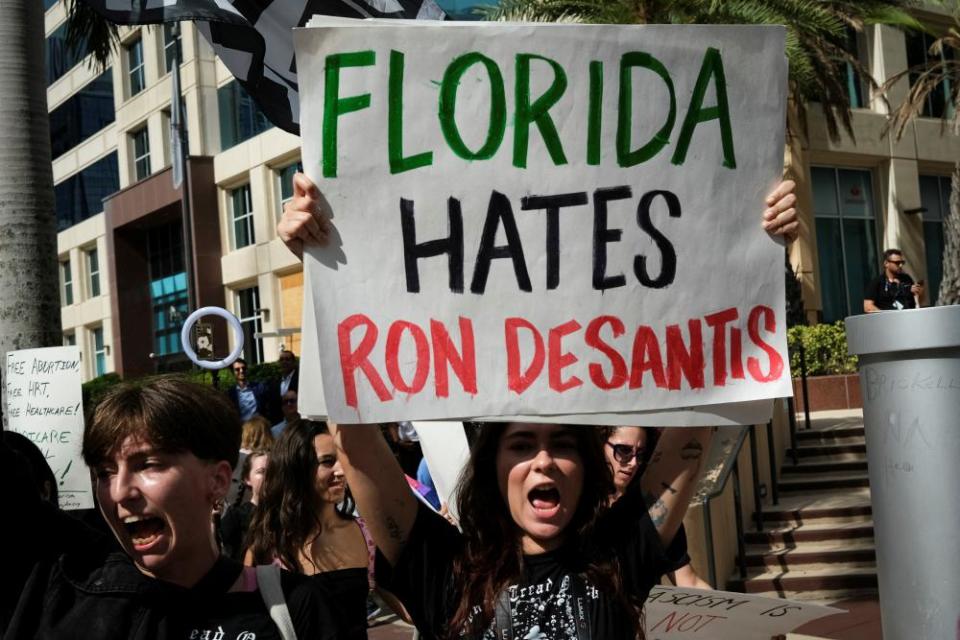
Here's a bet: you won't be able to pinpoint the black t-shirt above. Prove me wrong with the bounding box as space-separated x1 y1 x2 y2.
309 568 370 640
864 272 916 310
377 486 674 640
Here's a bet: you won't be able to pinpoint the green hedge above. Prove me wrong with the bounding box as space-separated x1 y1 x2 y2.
787 321 858 377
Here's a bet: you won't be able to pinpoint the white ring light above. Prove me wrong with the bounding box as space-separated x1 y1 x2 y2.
180 306 245 370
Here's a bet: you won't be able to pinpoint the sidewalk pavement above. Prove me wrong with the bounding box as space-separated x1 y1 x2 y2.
788 595 882 640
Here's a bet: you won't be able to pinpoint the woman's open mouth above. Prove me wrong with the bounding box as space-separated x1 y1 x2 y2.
122 515 167 552
528 484 561 518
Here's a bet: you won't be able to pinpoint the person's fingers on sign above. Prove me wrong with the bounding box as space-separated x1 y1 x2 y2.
279 175 800 255
277 173 330 260
762 179 798 242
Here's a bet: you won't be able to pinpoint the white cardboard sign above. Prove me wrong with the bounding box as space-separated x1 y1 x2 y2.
645 586 843 639
296 22 790 423
6 346 92 510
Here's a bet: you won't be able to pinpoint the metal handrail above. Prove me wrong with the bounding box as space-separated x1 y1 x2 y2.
699 426 750 587
698 404 787 588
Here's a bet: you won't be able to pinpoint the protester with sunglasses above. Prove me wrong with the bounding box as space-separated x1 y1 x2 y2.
272 389 301 438
864 248 924 312
603 426 712 591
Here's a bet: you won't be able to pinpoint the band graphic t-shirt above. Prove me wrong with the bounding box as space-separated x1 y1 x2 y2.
377 485 675 640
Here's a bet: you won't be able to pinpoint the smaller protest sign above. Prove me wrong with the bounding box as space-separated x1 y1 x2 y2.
645 586 843 639
6 346 92 510
413 420 470 520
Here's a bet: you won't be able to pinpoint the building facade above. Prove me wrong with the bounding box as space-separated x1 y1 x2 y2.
789 10 958 324
46 3 957 381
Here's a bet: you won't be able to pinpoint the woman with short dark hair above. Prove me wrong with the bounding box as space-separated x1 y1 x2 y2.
4 376 338 640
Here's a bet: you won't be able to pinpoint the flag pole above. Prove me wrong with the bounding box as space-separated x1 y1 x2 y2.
170 22 196 314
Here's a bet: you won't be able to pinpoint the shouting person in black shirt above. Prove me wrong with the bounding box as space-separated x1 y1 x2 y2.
864 248 924 312
4 378 338 640
276 173 798 639
334 421 711 640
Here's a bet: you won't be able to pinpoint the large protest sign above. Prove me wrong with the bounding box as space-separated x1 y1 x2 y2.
6 347 92 510
296 21 790 423
644 586 843 639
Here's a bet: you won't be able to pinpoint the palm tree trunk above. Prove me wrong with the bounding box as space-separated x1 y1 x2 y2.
938 165 960 306
0 0 62 426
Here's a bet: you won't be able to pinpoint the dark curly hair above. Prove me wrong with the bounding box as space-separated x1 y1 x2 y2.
449 422 644 638
245 419 351 571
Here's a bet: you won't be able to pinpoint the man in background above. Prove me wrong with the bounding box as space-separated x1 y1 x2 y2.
864 248 924 312
226 358 276 422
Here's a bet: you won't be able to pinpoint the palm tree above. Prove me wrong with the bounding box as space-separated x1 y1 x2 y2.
487 0 925 325
884 23 959 306
487 0 924 144
0 0 62 425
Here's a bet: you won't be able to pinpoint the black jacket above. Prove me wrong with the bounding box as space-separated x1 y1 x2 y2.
5 549 334 640
1 442 336 640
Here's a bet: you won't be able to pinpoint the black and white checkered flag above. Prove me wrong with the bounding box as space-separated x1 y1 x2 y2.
78 0 446 134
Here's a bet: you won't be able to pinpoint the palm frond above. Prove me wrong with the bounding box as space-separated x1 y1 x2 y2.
64 0 121 72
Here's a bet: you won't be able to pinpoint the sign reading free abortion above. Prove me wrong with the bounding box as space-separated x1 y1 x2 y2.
295 21 791 423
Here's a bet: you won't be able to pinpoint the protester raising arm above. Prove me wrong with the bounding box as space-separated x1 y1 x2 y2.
639 427 714 547
328 422 418 566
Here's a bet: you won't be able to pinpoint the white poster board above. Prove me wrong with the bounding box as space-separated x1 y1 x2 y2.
645 586 843 639
412 420 471 520
6 346 92 510
296 21 790 424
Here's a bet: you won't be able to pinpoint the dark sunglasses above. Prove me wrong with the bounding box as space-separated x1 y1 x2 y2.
887 259 905 266
606 441 646 464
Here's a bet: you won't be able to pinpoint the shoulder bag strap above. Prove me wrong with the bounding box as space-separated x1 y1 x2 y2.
255 564 297 640
570 576 592 640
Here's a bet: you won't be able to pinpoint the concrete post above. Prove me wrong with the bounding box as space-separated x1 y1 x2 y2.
845 305 960 640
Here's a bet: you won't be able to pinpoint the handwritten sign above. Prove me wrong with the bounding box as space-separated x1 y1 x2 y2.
296 21 791 423
6 346 92 510
645 586 842 639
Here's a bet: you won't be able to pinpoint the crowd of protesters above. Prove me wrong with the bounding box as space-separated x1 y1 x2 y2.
0 173 798 639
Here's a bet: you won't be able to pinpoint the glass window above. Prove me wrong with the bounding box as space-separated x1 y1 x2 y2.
236 286 264 365
841 27 866 109
230 184 255 249
812 167 879 322
49 70 115 160
86 247 100 297
60 259 73 306
54 152 120 231
148 222 188 356
44 0 59 10
127 37 145 96
163 23 183 73
45 22 89 86
63 332 76 347
919 174 951 304
277 162 302 219
906 31 956 119
92 326 107 377
131 127 151 180
217 80 272 150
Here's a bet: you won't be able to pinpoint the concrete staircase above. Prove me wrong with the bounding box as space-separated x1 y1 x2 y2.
728 413 877 603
